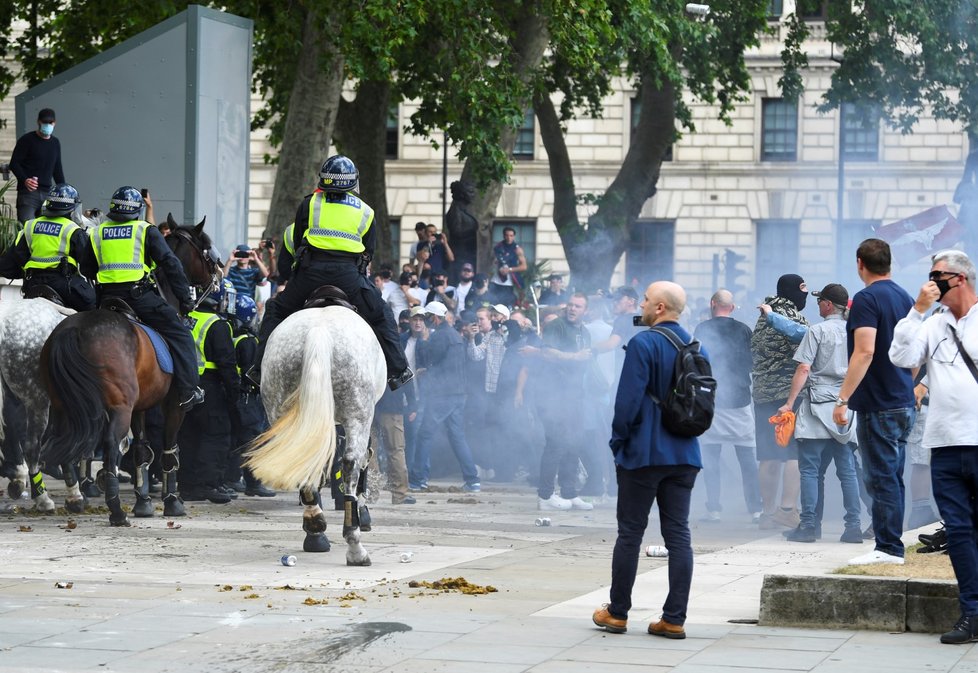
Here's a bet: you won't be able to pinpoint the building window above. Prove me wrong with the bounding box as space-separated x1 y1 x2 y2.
841 103 880 162
755 219 800 298
761 98 798 162
630 96 672 161
385 104 399 159
388 217 401 264
626 219 675 287
802 1 829 20
491 219 536 263
767 0 784 18
513 109 535 160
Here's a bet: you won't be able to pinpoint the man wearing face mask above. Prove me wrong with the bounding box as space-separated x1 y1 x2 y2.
751 273 809 530
833 238 915 567
9 108 65 223
889 250 978 644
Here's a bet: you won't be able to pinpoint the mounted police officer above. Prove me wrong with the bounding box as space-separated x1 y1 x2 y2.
252 155 413 390
0 183 95 310
80 186 203 411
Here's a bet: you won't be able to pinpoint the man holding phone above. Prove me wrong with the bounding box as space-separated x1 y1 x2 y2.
223 243 268 300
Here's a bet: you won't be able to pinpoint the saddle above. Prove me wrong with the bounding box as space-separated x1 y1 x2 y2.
303 285 358 312
101 296 139 320
23 284 64 306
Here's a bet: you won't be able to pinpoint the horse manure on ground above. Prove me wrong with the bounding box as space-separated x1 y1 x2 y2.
58 520 77 530
338 591 366 602
218 585 233 592
275 584 298 591
303 597 328 606
446 497 478 504
407 577 498 595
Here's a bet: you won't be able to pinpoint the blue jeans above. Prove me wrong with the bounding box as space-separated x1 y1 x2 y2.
797 438 861 530
856 407 915 557
410 396 478 487
404 404 423 484
930 446 978 616
609 464 698 624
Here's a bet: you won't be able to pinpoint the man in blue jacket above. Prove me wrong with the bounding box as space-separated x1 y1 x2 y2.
593 281 704 640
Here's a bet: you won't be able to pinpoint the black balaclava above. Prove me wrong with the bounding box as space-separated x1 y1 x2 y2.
777 273 807 311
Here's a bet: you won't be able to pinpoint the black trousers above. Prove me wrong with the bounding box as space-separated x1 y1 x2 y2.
99 286 199 396
258 258 407 376
25 270 95 311
178 376 231 488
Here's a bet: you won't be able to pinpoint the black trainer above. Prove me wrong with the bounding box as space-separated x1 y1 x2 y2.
388 367 414 391
941 615 978 644
840 527 864 544
785 525 817 543
181 486 231 504
179 386 205 411
244 481 276 497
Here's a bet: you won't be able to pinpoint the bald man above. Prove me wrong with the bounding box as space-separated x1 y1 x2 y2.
593 281 704 640
693 290 762 523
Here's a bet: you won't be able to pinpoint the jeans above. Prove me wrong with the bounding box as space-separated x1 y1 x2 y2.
404 404 422 483
410 396 478 487
609 464 699 624
856 407 915 557
538 418 584 500
701 443 762 514
797 438 861 530
930 446 978 616
16 189 43 223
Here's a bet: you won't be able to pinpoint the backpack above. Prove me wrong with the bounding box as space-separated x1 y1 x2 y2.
649 326 717 437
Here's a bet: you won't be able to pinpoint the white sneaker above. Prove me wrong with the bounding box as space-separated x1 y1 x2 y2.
848 550 905 566
569 497 594 511
539 494 572 511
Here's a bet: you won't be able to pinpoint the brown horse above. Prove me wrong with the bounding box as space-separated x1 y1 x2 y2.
40 218 216 525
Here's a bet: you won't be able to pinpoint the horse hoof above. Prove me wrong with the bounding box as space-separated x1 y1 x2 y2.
346 557 372 567
109 515 131 527
132 498 154 518
303 533 331 553
8 482 24 500
65 498 85 514
163 499 186 518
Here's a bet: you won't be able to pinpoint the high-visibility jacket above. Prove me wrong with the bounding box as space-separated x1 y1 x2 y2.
233 333 258 377
91 219 153 284
283 223 295 257
22 216 81 271
187 310 222 375
303 193 373 254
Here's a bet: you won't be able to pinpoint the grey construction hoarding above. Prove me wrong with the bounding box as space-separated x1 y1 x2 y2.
15 5 252 253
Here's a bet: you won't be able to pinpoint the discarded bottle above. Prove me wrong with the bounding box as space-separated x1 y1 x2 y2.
535 517 551 527
399 552 414 563
645 545 669 558
281 554 297 567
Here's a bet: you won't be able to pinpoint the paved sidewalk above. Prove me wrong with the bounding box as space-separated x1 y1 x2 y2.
0 481 968 673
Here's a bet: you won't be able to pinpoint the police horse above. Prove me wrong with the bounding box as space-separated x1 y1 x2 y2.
245 301 386 566
38 217 217 525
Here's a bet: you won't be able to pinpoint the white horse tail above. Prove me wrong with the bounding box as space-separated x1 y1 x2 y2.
245 326 337 490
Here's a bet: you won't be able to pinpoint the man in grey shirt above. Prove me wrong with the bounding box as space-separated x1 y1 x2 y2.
777 283 862 543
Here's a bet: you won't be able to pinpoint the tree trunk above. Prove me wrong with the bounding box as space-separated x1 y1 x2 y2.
334 80 394 269
459 12 551 274
538 67 676 292
264 11 345 241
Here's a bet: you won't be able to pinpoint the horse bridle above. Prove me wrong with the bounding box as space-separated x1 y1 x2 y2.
169 228 220 311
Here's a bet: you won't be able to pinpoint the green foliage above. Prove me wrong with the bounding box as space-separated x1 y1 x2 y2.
0 181 22 254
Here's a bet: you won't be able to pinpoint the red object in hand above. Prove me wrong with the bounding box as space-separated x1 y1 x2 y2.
768 410 796 448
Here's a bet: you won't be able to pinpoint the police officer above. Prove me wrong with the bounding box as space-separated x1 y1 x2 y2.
274 221 296 290
0 183 95 310
251 156 413 390
178 280 240 503
80 186 203 410
226 293 275 497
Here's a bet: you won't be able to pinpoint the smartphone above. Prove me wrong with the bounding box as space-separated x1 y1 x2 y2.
632 315 645 327
234 250 251 259
140 188 149 198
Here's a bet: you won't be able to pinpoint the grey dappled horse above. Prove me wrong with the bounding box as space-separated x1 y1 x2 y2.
245 306 386 566
0 298 77 512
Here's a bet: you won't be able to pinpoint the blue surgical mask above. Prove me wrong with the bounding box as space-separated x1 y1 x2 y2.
40 123 54 136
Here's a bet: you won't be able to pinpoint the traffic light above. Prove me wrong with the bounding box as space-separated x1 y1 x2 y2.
723 248 749 295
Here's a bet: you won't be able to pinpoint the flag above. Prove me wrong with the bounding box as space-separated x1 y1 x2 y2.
874 206 965 266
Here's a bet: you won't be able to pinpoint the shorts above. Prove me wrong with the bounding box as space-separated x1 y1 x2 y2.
753 399 799 461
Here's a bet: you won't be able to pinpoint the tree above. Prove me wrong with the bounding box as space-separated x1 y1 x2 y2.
538 0 773 291
783 0 978 252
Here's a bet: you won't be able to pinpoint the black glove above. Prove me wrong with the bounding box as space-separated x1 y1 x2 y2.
179 300 194 315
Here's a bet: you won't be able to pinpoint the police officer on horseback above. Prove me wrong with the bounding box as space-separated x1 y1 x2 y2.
252 155 413 390
80 186 204 411
0 183 96 311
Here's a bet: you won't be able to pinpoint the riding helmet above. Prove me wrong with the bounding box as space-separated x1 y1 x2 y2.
318 155 358 193
108 186 143 221
44 183 80 214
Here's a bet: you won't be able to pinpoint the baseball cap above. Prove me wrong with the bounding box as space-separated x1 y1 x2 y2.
612 286 639 301
811 283 848 307
38 108 56 123
235 243 250 252
409 306 426 317
491 304 511 320
547 273 563 281
424 301 448 317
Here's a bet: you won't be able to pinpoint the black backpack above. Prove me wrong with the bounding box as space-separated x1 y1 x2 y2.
649 326 717 437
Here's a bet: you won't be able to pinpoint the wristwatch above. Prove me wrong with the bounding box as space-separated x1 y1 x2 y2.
835 397 848 407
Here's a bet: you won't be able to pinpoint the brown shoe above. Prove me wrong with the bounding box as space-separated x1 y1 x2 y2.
757 512 779 529
771 507 800 529
648 618 686 639
592 605 627 633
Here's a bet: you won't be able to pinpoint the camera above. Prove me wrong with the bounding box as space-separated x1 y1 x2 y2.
234 250 251 259
435 233 443 241
632 315 645 327
432 278 446 288
263 238 274 249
